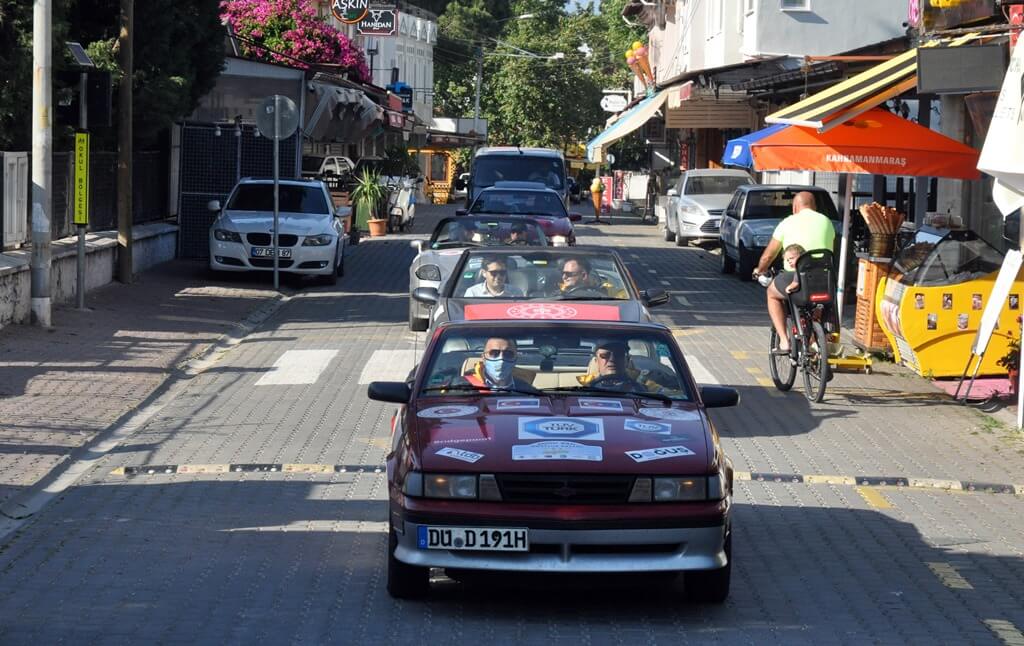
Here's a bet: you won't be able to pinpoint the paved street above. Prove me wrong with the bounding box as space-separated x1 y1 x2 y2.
1 203 1023 645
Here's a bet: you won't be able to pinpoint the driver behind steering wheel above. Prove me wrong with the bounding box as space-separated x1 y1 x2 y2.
576 339 659 393
559 257 627 298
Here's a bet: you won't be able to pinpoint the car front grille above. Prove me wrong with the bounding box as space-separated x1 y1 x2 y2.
496 474 636 504
246 233 298 247
250 258 294 268
700 219 721 233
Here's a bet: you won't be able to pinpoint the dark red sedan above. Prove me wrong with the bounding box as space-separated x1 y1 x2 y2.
368 320 738 601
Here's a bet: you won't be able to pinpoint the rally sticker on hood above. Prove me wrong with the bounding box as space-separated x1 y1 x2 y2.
513 441 603 462
638 407 700 421
625 445 695 463
577 398 623 412
436 447 484 463
418 405 479 419
623 418 672 435
518 416 604 440
495 398 540 410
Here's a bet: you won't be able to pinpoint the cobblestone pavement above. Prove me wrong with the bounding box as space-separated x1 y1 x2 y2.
0 205 1022 645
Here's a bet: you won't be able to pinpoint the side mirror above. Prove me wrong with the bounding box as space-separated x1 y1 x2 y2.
454 179 466 191
409 240 424 253
667 189 678 197
412 286 440 305
367 381 412 404
455 208 468 217
700 385 739 408
207 200 221 212
416 176 425 184
568 212 582 222
642 288 670 307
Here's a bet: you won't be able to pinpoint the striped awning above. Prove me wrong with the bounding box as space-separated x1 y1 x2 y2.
766 36 973 133
586 88 670 163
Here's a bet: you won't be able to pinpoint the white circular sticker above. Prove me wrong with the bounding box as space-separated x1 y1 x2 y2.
638 407 699 421
505 303 579 319
417 405 479 419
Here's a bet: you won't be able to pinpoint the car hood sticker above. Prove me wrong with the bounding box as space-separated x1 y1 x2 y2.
418 405 479 419
518 416 604 441
577 398 623 411
625 445 695 463
623 418 672 435
495 398 541 410
435 447 484 463
513 441 603 462
638 407 700 421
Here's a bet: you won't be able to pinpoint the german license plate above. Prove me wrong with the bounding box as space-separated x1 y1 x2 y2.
251 247 291 258
417 526 528 551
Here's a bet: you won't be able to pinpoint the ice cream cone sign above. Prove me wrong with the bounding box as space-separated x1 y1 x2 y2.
625 49 647 89
632 41 655 86
590 178 604 216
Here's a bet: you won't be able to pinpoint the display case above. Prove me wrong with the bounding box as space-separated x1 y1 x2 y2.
875 226 1023 378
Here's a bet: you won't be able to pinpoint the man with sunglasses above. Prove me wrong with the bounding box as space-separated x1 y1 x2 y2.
462 337 536 391
463 257 525 298
577 339 660 393
559 257 628 298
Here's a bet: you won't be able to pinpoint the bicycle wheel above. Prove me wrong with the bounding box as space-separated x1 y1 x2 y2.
802 321 830 403
768 323 796 391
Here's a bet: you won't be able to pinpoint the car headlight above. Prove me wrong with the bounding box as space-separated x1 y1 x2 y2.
551 235 568 246
415 264 442 281
752 234 772 246
302 233 334 246
629 476 716 502
679 204 702 215
423 473 478 499
213 229 242 243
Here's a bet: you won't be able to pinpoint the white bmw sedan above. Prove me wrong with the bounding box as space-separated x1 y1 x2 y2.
208 178 348 285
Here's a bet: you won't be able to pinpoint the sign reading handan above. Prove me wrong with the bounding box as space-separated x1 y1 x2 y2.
358 8 397 35
332 0 369 24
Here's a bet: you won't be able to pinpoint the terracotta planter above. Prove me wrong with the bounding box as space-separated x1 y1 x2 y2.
1009 368 1019 396
368 218 388 237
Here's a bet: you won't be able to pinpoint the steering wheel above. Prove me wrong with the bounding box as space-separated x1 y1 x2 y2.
587 374 640 391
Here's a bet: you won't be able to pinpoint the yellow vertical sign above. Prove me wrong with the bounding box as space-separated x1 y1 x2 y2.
74 132 90 225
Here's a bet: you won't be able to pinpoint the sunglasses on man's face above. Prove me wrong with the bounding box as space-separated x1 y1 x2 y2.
562 270 584 278
485 348 516 359
485 268 508 276
595 350 626 360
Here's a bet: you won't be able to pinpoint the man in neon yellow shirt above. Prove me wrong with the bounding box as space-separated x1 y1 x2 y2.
752 191 835 352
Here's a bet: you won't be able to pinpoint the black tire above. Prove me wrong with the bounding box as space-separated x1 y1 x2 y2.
769 323 796 391
409 302 428 332
720 246 735 274
349 229 361 246
320 264 338 287
684 530 731 604
387 524 429 599
802 320 830 403
664 226 676 242
675 233 690 247
336 249 345 277
737 244 755 281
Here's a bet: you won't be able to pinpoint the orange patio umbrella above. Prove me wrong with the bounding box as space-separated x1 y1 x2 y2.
750 108 981 180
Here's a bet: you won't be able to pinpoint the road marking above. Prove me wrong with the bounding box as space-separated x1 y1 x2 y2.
909 477 963 491
856 486 893 509
730 351 749 360
804 474 858 485
755 377 774 387
672 328 704 337
647 269 658 274
675 295 692 307
660 280 671 286
111 463 387 476
358 349 419 384
257 349 338 386
746 367 764 375
225 520 389 533
686 355 718 385
693 314 707 321
984 619 1024 645
928 562 974 590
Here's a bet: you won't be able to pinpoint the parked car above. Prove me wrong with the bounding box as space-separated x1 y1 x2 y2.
718 185 840 280
459 183 580 246
408 216 549 331
301 154 354 179
458 147 569 207
412 247 670 335
368 319 738 600
208 178 348 285
664 169 754 247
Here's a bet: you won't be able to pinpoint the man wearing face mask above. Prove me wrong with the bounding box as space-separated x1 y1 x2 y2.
461 337 536 391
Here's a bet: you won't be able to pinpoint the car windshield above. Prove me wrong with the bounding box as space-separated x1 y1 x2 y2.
473 156 565 191
685 175 750 195
450 252 631 301
744 190 838 220
226 184 329 214
419 328 693 401
468 190 567 217
430 220 548 249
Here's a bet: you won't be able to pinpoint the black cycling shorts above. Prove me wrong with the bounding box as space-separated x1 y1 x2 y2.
772 270 796 294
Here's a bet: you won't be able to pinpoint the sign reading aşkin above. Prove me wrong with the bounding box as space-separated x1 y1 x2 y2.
332 0 369 24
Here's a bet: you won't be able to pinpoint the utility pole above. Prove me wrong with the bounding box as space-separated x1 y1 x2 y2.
473 46 483 136
30 0 53 327
117 0 134 283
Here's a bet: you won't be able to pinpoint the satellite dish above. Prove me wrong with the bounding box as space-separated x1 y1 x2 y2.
256 95 299 141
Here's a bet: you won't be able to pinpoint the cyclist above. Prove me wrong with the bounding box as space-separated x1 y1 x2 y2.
752 191 835 352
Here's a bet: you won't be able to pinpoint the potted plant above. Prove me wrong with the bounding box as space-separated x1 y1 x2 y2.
997 332 1020 395
350 168 389 237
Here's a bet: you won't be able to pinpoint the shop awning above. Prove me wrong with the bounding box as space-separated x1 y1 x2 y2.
721 124 787 168
766 36 973 133
750 109 981 179
586 88 670 163
304 80 382 142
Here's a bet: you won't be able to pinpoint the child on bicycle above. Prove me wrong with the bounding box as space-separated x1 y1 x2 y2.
782 244 805 294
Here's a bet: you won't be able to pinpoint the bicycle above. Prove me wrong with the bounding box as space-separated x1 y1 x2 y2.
759 250 835 403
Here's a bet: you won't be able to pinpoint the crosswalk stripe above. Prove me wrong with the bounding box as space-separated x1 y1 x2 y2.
256 349 338 386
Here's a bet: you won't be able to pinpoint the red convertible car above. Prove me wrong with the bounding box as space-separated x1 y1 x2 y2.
368 320 738 601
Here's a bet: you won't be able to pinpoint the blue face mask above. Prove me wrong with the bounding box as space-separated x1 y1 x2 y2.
484 357 514 384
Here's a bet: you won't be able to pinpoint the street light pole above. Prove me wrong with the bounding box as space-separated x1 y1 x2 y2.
30 0 53 327
117 0 134 284
473 46 483 136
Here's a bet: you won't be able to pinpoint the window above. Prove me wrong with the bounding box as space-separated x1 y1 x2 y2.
745 0 756 13
781 0 810 10
706 1 724 35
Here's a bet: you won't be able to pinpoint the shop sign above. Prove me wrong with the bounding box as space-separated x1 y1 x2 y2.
919 0 999 32
358 8 397 35
1011 5 1023 49
332 0 369 24
600 94 628 112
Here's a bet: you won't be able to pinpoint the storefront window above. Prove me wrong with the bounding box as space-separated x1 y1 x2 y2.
429 154 447 181
895 229 1003 287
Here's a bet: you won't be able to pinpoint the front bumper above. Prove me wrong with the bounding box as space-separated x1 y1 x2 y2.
209 238 338 274
392 516 728 573
678 217 721 241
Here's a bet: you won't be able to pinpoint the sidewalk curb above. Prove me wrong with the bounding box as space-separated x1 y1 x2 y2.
0 291 291 542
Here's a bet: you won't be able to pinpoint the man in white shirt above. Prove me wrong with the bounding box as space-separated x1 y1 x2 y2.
463 257 525 297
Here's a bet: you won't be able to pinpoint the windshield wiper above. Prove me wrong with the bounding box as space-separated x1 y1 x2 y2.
422 383 543 396
542 386 676 403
